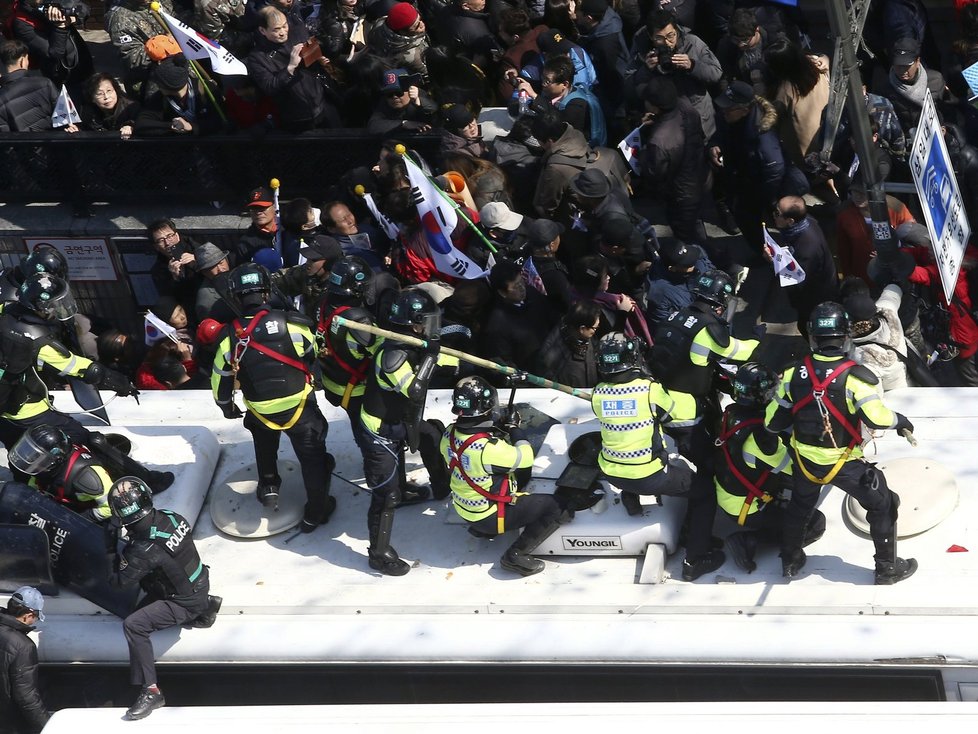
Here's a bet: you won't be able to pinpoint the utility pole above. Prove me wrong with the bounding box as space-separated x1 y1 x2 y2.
825 0 899 280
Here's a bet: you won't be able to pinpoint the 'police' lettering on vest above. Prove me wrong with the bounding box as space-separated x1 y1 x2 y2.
165 520 191 551
601 399 638 417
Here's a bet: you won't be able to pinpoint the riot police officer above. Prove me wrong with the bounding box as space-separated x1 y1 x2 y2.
211 264 336 533
0 244 68 303
765 302 917 584
108 477 221 720
650 269 758 538
9 424 115 522
0 275 171 486
592 332 725 581
315 255 381 431
359 289 454 576
716 362 825 572
441 376 567 576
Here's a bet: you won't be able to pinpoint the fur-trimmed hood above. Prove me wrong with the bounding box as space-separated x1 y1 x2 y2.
755 94 778 134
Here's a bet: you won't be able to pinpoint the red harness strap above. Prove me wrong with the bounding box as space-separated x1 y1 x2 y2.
319 305 371 387
447 428 515 534
232 310 311 379
49 447 85 506
716 413 771 525
791 356 862 446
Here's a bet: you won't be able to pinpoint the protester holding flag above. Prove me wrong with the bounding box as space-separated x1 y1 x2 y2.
768 196 838 338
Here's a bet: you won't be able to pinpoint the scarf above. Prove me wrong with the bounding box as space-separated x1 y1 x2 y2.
887 66 928 109
578 290 653 344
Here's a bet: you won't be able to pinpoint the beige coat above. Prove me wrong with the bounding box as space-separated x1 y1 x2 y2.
774 55 830 166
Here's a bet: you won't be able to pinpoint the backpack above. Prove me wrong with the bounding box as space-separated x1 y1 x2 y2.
557 85 607 147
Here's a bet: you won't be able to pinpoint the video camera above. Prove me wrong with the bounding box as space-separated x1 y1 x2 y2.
35 0 91 22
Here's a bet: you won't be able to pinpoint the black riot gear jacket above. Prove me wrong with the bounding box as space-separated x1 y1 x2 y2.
651 301 729 395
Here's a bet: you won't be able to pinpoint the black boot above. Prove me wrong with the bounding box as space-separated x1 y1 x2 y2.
803 510 827 546
300 453 336 532
781 548 807 578
500 516 561 577
185 595 223 628
875 557 918 585
726 532 758 573
127 687 165 720
395 454 433 506
620 490 643 516
682 549 725 581
367 503 410 576
88 432 174 494
257 477 280 509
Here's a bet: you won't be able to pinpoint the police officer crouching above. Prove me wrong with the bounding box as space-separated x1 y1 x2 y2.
765 302 917 584
592 332 725 580
716 363 825 572
9 424 116 522
442 376 568 576
108 477 221 720
211 264 336 532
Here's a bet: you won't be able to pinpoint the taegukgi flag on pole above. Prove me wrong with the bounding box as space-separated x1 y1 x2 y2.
51 85 81 128
763 225 806 286
159 8 248 75
144 312 180 346
402 154 488 279
617 124 644 175
363 191 400 240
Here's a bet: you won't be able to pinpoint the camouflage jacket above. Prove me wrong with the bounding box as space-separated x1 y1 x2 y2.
194 0 247 41
105 0 175 73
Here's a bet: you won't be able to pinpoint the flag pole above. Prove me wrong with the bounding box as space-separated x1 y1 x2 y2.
270 177 283 257
332 315 592 401
394 144 498 254
149 2 228 123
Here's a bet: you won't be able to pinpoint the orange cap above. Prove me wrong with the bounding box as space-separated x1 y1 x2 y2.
145 35 182 62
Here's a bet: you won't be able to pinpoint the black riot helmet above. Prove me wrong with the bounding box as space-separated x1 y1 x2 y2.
8 425 70 476
19 245 68 281
18 273 78 321
452 376 498 418
597 332 643 376
388 288 440 338
326 255 372 298
731 362 780 407
228 263 271 307
690 269 734 310
808 301 852 354
108 477 155 526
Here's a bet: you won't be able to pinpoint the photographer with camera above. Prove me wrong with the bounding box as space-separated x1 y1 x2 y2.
624 8 722 139
9 0 93 89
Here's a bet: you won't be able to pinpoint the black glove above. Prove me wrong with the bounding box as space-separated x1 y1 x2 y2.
221 403 244 420
507 426 528 443
894 414 914 435
423 334 441 358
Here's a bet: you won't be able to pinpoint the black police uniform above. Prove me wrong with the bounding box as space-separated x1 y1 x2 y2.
212 303 334 527
111 508 210 687
31 444 114 522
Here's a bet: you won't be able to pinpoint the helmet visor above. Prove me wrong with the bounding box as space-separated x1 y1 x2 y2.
8 432 59 475
40 289 78 321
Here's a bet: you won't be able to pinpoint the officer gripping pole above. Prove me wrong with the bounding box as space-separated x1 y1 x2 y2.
331 315 592 401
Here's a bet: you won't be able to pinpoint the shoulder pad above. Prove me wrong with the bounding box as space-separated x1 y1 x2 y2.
343 307 377 347
705 319 730 348
380 348 408 374
286 311 314 329
850 364 880 385
44 337 72 358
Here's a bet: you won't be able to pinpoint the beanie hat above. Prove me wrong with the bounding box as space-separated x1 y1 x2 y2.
153 54 190 91
643 77 678 111
150 296 180 324
386 2 419 31
443 103 476 132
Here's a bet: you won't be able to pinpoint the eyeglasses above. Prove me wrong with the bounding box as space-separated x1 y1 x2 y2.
541 77 561 86
652 30 678 44
582 323 600 332
153 231 178 246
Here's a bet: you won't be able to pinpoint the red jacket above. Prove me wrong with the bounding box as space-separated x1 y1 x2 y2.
909 246 978 359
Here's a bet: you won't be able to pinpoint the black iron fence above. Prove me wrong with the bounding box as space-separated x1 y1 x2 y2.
0 131 441 206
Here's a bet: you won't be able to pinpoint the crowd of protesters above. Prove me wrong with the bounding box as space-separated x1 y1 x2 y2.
2 0 978 388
